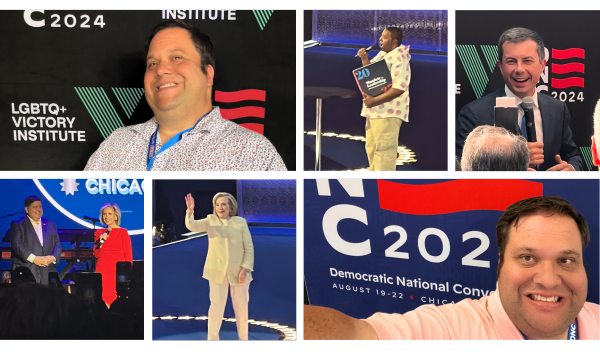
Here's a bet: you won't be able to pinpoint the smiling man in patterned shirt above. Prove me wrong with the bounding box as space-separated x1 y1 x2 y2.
84 20 286 171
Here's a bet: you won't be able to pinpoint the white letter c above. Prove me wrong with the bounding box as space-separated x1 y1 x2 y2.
322 204 370 256
24 10 45 28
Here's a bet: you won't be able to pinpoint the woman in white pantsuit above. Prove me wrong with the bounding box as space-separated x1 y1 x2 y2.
185 192 254 340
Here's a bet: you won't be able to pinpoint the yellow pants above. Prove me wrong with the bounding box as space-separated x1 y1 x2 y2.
365 117 402 171
208 275 250 340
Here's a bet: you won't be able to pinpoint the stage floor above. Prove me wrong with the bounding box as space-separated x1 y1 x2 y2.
152 226 296 340
153 319 282 340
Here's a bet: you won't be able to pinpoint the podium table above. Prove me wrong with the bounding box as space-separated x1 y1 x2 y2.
304 86 357 171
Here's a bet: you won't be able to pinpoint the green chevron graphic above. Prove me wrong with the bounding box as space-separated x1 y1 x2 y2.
74 87 125 139
112 87 145 119
253 10 273 30
75 87 144 139
480 45 498 72
456 45 489 99
580 146 594 171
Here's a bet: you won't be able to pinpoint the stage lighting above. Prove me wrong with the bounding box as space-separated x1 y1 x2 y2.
303 40 321 48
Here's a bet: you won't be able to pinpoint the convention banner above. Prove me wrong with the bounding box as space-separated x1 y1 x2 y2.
304 179 599 319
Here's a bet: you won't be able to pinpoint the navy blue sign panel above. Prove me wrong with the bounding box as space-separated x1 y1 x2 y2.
304 179 599 319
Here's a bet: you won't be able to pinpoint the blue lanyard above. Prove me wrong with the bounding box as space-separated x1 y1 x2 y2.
521 320 577 340
146 110 211 171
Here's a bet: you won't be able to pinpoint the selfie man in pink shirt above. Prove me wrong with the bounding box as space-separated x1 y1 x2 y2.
305 196 599 340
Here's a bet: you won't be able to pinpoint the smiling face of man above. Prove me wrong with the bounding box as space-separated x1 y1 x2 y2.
144 27 214 118
498 212 587 340
498 39 546 99
25 200 43 222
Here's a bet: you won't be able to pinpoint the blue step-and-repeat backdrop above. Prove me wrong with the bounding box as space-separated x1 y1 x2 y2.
305 179 599 319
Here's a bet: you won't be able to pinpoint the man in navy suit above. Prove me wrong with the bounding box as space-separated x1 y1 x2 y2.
456 27 583 171
11 196 61 285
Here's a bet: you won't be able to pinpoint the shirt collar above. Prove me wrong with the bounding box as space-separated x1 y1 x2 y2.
136 106 223 140
504 85 539 109
27 215 41 227
488 284 584 340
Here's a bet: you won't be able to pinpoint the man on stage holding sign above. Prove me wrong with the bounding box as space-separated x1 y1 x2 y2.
357 27 410 171
456 27 582 171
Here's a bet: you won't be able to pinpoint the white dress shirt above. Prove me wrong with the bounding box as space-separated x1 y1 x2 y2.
25 216 56 264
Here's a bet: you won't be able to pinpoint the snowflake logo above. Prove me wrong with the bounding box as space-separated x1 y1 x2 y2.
60 179 80 196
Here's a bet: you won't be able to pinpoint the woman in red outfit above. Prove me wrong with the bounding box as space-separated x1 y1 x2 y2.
93 203 132 307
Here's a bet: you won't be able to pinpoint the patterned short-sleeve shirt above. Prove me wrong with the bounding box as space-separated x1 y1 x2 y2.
361 45 411 122
84 107 287 171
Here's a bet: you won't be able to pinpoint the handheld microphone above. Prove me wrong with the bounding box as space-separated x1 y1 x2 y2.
521 97 536 142
355 43 380 57
97 226 111 249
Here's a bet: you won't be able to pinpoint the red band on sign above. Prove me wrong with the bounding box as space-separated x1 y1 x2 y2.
552 48 585 60
551 77 584 89
219 106 265 120
377 179 544 215
215 89 266 103
551 63 585 74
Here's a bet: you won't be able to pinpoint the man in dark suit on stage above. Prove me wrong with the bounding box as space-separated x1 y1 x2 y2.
456 27 583 171
11 196 61 285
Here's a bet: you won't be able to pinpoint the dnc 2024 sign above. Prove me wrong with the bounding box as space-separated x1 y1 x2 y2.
34 179 144 235
304 179 599 319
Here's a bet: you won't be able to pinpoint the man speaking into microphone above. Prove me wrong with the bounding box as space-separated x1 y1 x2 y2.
357 27 410 171
456 27 583 171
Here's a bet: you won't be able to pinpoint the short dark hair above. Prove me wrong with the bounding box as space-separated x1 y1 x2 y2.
24 196 41 208
386 27 403 47
144 19 216 76
498 27 545 64
496 196 589 277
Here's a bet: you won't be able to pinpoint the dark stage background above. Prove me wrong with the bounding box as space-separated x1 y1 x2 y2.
456 11 600 171
0 10 295 170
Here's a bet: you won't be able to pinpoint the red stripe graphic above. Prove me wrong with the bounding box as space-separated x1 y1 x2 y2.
377 179 543 215
240 123 264 135
551 63 584 74
215 89 266 103
219 106 265 120
552 48 585 60
551 77 584 89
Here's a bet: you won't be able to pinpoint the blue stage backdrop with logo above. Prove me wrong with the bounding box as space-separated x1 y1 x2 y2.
304 179 599 319
0 179 145 271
